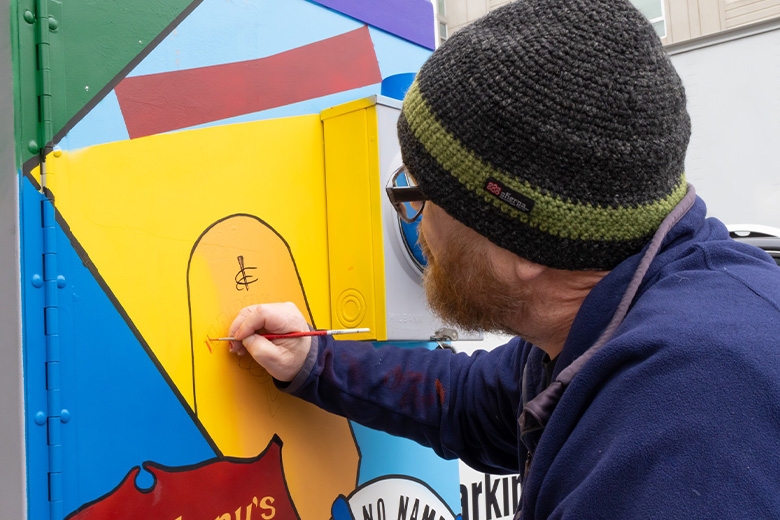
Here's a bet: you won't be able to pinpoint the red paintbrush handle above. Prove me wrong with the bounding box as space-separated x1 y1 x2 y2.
261 330 327 340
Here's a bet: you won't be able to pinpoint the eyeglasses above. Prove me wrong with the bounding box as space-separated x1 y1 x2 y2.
385 165 427 223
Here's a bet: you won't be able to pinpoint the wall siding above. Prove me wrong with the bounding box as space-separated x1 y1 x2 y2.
443 0 780 45
724 0 780 27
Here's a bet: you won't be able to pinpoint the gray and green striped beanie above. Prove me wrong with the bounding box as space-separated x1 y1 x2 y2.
397 0 691 270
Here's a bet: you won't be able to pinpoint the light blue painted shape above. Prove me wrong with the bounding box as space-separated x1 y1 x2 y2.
369 27 431 80
349 340 461 512
66 86 386 148
351 421 461 512
63 91 130 151
130 0 363 77
133 26 434 132
60 1 433 152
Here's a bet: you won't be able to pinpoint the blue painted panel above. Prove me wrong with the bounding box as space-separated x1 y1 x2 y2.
60 221 218 514
21 178 50 520
20 177 217 518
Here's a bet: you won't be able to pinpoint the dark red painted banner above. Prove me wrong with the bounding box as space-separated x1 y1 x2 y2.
66 437 299 519
116 26 381 138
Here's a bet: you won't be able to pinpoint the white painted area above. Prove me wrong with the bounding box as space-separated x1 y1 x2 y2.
459 464 521 520
346 477 457 520
454 333 521 520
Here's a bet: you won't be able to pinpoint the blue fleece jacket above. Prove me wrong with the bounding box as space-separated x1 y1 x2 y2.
284 197 780 519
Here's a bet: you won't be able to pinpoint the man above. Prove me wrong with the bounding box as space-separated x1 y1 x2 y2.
229 0 780 517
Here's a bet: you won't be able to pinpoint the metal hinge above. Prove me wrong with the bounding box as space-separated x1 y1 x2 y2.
25 1 64 517
430 327 458 351
41 195 64 520
22 0 58 166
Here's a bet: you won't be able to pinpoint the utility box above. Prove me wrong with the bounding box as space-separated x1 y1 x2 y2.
322 95 481 342
2 0 466 518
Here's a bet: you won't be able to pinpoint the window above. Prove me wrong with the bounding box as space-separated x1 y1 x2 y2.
436 0 448 45
631 0 667 38
439 21 448 43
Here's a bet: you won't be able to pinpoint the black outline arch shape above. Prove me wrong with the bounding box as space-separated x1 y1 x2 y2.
185 212 317 416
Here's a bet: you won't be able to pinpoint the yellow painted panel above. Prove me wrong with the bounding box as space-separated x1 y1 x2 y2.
322 101 387 340
40 115 357 520
188 215 358 519
320 96 376 120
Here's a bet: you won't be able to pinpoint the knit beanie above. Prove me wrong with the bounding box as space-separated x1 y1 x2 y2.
397 0 691 270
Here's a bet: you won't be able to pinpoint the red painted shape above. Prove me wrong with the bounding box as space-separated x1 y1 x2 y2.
66 437 299 519
115 26 381 138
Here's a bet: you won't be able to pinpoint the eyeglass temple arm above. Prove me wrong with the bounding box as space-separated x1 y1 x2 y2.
386 185 425 203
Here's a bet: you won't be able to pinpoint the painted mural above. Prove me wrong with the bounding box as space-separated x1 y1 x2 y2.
11 0 462 518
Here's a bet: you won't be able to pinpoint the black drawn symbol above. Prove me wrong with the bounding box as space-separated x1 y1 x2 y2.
234 255 258 291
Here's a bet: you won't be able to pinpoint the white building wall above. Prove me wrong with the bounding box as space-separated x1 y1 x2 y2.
668 20 780 229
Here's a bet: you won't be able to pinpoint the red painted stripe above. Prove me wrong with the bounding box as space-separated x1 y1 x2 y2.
116 26 381 139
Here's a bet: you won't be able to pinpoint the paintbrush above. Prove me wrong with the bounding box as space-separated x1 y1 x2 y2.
209 327 370 342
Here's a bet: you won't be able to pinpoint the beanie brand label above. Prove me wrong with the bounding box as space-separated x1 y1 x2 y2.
484 178 535 214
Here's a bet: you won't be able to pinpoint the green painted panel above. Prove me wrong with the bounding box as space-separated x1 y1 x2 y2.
12 0 39 169
14 0 199 167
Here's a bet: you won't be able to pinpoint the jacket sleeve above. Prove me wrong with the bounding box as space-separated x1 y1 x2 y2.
280 335 530 474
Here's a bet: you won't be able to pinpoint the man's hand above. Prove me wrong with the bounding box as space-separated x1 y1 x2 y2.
228 302 312 382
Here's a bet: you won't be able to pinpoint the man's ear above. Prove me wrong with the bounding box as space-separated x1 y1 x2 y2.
514 256 546 282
